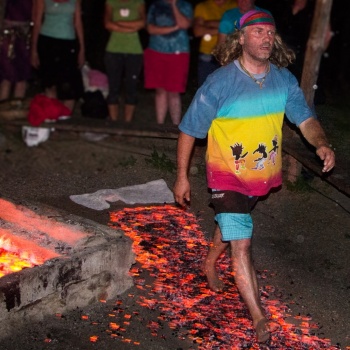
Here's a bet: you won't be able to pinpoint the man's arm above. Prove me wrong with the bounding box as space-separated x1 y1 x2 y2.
299 117 335 173
173 132 196 207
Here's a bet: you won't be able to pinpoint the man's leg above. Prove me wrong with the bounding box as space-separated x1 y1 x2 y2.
203 225 228 292
230 238 270 342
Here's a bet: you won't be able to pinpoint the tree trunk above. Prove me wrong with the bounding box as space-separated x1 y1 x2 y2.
300 0 333 107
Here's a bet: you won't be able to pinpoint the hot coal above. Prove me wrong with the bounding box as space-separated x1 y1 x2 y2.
108 205 339 349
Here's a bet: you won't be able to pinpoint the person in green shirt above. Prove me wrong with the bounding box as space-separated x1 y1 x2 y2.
31 0 85 112
104 0 146 122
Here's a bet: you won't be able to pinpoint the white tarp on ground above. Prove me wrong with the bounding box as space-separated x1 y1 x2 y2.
69 179 175 210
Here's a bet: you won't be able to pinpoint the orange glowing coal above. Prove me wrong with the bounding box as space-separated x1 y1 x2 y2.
107 205 339 349
0 198 90 278
0 233 59 278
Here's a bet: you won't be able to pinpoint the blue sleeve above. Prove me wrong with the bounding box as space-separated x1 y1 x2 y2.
284 71 314 126
181 1 193 19
147 4 155 24
179 75 221 138
219 11 235 34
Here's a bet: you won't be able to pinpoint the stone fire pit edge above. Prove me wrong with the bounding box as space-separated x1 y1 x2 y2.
0 216 135 339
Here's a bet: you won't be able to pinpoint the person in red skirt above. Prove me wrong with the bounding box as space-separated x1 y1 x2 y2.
144 0 193 125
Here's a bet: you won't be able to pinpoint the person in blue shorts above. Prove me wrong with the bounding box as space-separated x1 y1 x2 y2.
173 9 335 344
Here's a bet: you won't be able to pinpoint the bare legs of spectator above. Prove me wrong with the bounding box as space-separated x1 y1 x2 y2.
14 81 27 99
155 88 167 124
0 80 27 101
45 86 74 112
108 104 118 121
124 104 135 123
168 91 181 125
155 88 181 125
0 80 11 101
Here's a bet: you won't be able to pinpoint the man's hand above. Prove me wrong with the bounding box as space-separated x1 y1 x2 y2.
316 145 335 173
173 132 196 206
173 177 191 207
299 117 335 173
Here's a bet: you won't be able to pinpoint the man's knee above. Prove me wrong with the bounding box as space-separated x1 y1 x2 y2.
230 238 252 256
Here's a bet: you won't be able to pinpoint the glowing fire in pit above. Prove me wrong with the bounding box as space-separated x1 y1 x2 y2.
0 234 58 277
0 198 88 278
108 205 339 349
0 248 35 277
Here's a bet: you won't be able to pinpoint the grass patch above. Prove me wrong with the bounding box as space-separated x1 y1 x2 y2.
285 175 313 193
145 149 176 173
316 103 350 155
118 155 137 167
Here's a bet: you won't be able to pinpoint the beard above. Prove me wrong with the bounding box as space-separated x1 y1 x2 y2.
244 43 272 63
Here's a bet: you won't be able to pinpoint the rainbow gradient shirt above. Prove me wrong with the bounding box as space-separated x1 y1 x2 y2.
179 61 313 196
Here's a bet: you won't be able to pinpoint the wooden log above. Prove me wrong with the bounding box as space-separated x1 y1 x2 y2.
0 99 31 120
283 138 350 198
1 116 349 197
300 0 333 106
0 117 180 140
286 0 333 181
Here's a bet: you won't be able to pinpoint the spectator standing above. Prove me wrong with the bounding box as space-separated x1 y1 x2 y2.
31 0 85 112
217 0 270 45
0 0 33 101
173 10 335 344
104 0 145 122
193 0 237 86
144 0 192 125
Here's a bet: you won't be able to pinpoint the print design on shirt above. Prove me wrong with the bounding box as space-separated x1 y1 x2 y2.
230 143 248 174
252 143 268 170
120 8 130 17
268 135 279 165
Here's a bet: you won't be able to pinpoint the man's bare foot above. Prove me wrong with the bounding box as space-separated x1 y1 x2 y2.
254 318 271 343
202 259 224 292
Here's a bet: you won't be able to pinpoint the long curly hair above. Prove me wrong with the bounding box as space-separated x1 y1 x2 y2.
213 29 296 68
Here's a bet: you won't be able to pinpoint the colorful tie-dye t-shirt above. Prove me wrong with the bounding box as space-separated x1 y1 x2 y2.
179 60 313 196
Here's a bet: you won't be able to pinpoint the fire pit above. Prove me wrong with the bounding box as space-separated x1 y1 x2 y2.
0 198 135 339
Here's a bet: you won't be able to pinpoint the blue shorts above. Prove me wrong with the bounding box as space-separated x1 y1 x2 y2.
210 190 258 241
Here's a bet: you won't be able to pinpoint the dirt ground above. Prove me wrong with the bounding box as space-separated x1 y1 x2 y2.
0 89 349 349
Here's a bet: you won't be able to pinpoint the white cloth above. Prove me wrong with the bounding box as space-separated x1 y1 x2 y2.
70 179 175 210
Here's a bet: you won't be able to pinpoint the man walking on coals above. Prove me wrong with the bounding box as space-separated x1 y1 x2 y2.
173 9 335 345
